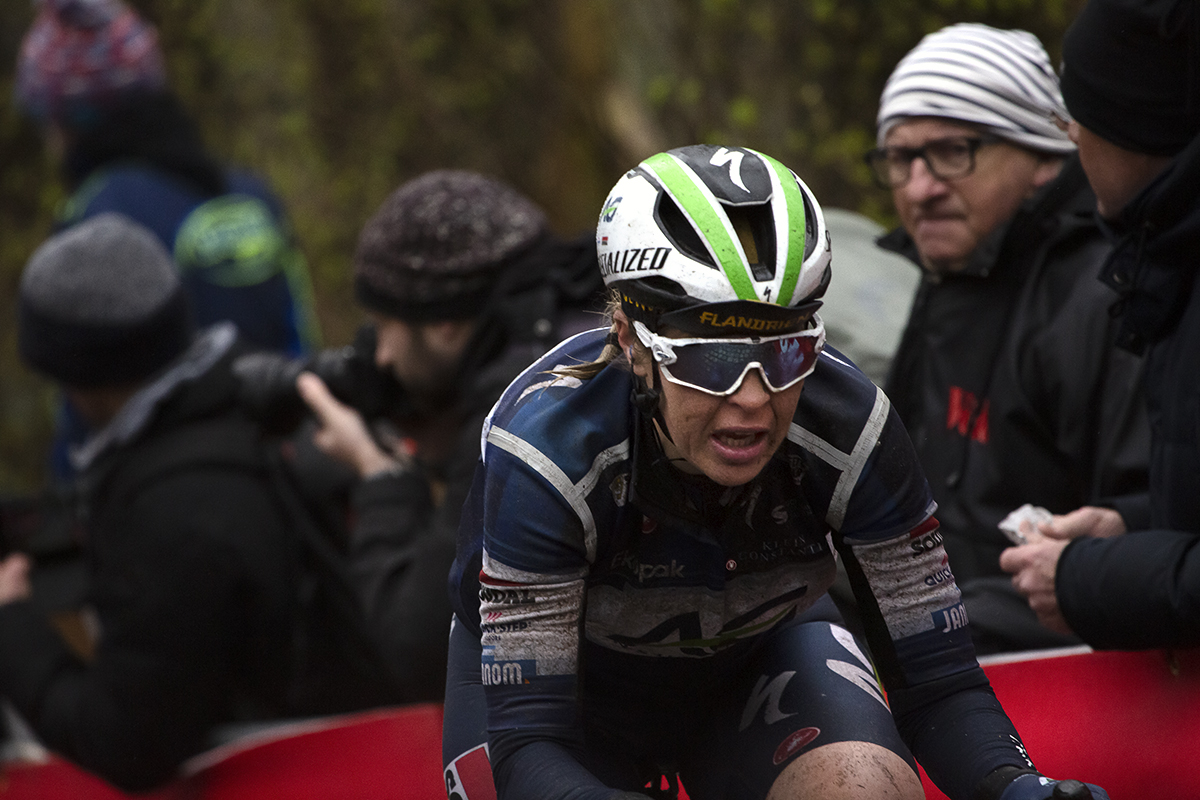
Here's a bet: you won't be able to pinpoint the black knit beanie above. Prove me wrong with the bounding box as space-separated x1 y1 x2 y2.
353 170 548 322
1061 0 1200 156
18 213 193 388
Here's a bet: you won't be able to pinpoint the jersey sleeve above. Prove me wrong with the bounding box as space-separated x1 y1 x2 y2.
470 420 620 799
835 398 1040 799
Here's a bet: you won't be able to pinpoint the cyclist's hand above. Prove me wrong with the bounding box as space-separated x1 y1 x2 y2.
999 774 1110 800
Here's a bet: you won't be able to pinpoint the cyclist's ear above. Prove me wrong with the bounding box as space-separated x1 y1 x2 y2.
613 309 633 347
613 310 651 380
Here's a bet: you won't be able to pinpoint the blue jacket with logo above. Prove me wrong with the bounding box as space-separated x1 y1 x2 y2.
61 161 320 358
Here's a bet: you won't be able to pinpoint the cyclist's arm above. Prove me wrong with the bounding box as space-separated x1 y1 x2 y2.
835 403 1039 800
475 444 625 800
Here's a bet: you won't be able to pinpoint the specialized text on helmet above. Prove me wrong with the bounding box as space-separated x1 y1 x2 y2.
599 246 671 278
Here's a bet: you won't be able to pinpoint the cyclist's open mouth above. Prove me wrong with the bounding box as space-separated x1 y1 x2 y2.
711 428 769 463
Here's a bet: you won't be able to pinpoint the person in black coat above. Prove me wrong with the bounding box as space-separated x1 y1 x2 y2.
864 22 1150 653
1001 0 1200 649
0 214 397 792
292 170 604 700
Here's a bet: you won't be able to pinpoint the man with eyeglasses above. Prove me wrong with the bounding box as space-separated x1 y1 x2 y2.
865 23 1150 654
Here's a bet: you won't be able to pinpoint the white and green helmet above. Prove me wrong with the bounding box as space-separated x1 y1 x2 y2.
597 144 831 336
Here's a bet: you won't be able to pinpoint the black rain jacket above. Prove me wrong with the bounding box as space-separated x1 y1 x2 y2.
0 332 398 791
1057 134 1200 649
882 157 1151 584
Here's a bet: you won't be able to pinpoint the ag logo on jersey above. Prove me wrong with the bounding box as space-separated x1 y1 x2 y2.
788 457 807 487
609 473 629 507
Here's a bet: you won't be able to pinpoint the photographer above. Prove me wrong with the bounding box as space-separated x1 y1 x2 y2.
288 170 602 701
0 214 398 792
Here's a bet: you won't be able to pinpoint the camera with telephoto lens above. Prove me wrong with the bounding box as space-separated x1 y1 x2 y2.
233 324 408 434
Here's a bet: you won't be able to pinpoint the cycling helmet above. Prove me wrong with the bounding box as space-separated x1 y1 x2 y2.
597 144 831 336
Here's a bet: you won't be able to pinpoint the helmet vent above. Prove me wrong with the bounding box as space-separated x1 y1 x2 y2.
725 203 776 282
653 192 717 269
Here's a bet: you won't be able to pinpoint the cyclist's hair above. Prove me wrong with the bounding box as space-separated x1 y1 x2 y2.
552 290 647 381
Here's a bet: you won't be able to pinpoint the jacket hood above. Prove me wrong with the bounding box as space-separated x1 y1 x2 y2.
73 323 240 472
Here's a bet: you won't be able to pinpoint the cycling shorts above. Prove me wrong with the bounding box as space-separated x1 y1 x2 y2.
442 600 916 800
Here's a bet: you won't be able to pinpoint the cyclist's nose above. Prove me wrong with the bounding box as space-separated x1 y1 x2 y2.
728 368 772 407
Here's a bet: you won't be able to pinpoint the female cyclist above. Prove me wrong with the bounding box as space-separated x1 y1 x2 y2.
442 145 1107 800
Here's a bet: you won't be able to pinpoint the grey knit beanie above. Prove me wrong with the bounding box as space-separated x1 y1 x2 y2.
18 212 193 387
353 170 548 321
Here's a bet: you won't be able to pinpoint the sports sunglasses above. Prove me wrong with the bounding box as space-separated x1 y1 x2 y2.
632 319 825 396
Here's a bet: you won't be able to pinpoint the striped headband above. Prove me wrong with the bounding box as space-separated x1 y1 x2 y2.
877 22 1075 155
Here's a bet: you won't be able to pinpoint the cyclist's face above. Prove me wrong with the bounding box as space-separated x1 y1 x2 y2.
887 117 1060 274
618 313 803 486
656 367 804 486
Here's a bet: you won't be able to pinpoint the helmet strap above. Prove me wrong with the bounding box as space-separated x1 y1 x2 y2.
630 362 675 446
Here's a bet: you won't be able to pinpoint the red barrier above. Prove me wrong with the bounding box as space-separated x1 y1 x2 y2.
921 646 1200 800
4 651 1196 800
0 757 173 799
0 704 446 800
182 704 445 800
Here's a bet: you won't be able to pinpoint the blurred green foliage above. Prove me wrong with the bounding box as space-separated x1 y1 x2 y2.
0 0 1083 493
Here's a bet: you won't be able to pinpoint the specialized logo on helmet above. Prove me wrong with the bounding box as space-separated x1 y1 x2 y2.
709 147 750 193
673 146 773 201
599 247 671 278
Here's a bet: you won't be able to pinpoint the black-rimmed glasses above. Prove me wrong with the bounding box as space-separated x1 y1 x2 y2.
863 135 1001 189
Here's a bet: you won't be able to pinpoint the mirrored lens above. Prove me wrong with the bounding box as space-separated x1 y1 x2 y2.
659 332 822 395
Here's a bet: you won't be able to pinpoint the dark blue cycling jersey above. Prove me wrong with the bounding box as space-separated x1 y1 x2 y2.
447 328 1038 800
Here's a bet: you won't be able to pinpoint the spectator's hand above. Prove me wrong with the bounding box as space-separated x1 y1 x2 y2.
999 539 1074 635
296 372 401 479
1037 505 1125 541
0 553 32 605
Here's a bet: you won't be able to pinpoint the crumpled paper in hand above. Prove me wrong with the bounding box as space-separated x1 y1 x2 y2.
998 503 1053 545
